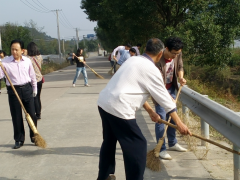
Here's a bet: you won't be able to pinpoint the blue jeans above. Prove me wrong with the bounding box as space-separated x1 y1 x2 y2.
73 67 88 85
155 85 177 152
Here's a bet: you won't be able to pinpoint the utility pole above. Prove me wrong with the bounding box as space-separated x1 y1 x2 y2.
62 38 65 55
51 9 62 60
75 28 79 49
83 35 85 47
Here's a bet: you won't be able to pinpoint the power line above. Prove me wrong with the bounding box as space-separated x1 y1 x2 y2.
60 11 74 29
26 0 50 13
34 0 50 11
31 0 47 11
20 0 50 13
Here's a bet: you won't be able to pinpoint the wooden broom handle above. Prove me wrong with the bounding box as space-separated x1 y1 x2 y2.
162 85 183 136
157 118 240 155
0 62 28 115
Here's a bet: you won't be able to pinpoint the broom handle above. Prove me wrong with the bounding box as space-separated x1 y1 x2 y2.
0 62 28 115
157 118 240 155
161 85 183 138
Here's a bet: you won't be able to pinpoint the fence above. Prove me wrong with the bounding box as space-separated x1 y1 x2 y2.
179 85 240 180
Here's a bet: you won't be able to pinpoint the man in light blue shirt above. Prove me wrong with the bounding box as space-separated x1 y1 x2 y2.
117 49 130 65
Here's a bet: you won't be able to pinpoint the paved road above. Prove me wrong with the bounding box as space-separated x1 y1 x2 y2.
0 56 212 180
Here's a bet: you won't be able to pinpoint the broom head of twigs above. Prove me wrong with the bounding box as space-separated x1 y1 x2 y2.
146 138 164 171
90 68 105 79
26 114 47 148
108 69 113 75
33 133 47 148
146 149 161 171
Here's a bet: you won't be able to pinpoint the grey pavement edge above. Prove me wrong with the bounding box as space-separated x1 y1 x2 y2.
0 54 212 180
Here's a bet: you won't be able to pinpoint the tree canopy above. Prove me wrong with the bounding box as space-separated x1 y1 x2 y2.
81 0 240 66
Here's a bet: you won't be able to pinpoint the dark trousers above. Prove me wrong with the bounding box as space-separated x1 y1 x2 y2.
97 107 147 180
7 83 37 142
34 80 43 117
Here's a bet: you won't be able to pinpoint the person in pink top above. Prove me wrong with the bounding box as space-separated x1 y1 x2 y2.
0 39 38 149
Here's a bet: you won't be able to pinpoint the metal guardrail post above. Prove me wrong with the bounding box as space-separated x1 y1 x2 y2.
182 105 189 124
201 118 209 146
233 144 240 180
201 95 209 146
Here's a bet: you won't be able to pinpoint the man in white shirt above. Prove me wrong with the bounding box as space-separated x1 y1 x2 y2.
132 43 142 56
97 38 191 180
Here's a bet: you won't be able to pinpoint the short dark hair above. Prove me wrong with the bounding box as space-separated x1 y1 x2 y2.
165 37 183 51
125 43 132 48
145 38 164 56
137 43 142 47
27 42 40 56
10 39 24 49
0 50 6 57
129 48 136 54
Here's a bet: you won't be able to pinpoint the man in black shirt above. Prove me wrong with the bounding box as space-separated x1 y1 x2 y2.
72 48 89 87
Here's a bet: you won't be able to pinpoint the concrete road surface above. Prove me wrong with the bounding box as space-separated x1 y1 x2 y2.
0 55 212 180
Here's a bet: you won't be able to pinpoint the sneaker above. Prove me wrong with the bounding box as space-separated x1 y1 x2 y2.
106 174 116 180
159 151 172 160
72 84 75 87
169 143 187 152
84 84 90 87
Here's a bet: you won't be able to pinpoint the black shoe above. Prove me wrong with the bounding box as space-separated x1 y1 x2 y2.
31 137 35 143
13 141 24 149
36 115 41 120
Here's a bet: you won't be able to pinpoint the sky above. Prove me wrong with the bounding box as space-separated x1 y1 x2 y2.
0 0 97 41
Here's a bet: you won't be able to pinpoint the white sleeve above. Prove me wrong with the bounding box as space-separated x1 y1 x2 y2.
142 64 176 113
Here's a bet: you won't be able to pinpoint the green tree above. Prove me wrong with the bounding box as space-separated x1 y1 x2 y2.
81 0 240 66
0 22 32 55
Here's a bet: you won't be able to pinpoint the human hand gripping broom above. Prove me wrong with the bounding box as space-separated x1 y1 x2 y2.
74 55 104 79
0 61 46 148
146 85 183 171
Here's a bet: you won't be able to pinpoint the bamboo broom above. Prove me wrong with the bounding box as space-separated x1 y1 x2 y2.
74 55 104 79
108 66 114 75
0 61 46 148
146 85 183 171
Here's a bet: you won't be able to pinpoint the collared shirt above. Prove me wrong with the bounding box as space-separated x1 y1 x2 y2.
98 55 176 120
0 55 37 93
111 46 125 61
27 55 43 82
117 49 130 65
132 46 140 56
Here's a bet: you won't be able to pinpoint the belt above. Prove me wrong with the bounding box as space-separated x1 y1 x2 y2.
7 82 30 89
117 63 121 66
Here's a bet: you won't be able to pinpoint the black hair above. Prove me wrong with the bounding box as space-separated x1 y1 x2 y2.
10 39 24 49
76 48 83 56
137 43 142 47
145 38 165 56
165 37 183 51
125 43 132 48
27 42 40 56
129 48 136 54
0 50 6 57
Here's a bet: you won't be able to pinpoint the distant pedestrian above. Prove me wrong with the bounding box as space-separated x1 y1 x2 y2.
68 53 74 65
0 39 38 149
113 43 132 71
97 38 191 180
72 48 90 87
0 50 6 94
132 43 142 56
27 42 44 120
